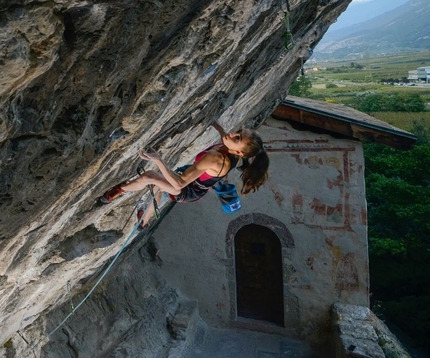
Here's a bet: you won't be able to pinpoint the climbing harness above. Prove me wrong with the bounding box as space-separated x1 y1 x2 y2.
282 0 295 51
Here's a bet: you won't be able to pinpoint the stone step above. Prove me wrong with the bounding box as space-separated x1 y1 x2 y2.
183 326 320 358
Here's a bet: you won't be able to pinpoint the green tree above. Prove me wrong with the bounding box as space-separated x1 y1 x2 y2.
355 93 426 112
325 83 338 89
403 93 426 112
365 121 430 352
412 118 430 145
289 75 312 97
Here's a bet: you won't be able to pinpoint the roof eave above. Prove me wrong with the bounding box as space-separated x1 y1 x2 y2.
272 100 417 150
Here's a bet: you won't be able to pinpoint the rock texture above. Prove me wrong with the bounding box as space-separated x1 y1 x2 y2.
0 0 351 355
2 237 206 357
332 303 411 358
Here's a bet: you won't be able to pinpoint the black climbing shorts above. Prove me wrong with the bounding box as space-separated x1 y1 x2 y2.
169 165 209 203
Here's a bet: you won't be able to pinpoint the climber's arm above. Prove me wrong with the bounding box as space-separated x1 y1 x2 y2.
211 120 227 139
139 149 220 190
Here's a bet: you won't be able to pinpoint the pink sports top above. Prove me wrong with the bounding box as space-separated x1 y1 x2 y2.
194 144 238 185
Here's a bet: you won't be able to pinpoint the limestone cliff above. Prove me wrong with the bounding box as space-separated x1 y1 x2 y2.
0 0 351 356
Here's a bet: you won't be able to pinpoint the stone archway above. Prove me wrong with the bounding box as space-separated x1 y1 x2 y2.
226 213 299 331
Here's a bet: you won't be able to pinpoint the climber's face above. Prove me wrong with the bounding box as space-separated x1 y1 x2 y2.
222 128 252 156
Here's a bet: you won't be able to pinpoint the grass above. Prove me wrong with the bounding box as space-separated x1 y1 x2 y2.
311 52 430 80
308 53 430 83
300 54 430 132
369 112 430 131
310 85 430 102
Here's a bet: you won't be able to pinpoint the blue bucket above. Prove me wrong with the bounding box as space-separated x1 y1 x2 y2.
214 183 242 214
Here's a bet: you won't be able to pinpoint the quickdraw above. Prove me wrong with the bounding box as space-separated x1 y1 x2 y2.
282 0 295 51
137 162 161 219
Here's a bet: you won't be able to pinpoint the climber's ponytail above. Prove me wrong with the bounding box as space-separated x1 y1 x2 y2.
240 131 269 195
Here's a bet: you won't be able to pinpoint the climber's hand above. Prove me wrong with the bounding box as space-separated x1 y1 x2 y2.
139 147 160 162
211 120 227 137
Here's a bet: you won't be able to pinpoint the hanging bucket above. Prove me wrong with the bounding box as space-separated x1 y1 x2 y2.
214 183 242 214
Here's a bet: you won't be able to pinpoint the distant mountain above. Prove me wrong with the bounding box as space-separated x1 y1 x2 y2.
312 0 430 60
328 0 409 31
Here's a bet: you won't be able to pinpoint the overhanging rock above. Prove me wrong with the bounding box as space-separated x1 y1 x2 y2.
0 0 352 352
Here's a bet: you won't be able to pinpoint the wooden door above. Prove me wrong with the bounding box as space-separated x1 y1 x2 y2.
235 224 284 326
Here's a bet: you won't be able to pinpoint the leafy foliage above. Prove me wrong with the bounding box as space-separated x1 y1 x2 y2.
379 295 430 348
366 120 430 351
365 112 430 132
356 93 425 112
288 75 312 97
325 83 338 89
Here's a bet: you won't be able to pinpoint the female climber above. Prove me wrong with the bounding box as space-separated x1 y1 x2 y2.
100 121 270 227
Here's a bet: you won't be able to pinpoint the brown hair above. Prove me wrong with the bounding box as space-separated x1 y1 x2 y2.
240 130 270 195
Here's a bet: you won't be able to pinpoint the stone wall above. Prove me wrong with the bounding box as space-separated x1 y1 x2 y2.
332 303 411 358
152 117 369 345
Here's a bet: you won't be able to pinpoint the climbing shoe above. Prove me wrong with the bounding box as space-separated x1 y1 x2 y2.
136 208 148 231
100 185 125 204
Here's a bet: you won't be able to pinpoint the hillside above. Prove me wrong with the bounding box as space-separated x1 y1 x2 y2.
328 0 408 31
313 0 430 60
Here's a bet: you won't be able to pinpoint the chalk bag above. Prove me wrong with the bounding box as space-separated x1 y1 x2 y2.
213 183 242 214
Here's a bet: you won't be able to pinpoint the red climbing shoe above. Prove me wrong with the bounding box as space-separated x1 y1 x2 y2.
100 185 125 204
137 208 148 231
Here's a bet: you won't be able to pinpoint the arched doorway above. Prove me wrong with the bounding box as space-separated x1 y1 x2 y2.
234 223 284 326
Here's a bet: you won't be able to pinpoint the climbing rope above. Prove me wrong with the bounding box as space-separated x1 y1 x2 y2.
22 190 152 353
282 0 295 51
46 212 146 339
35 159 166 348
16 138 164 354
45 160 163 339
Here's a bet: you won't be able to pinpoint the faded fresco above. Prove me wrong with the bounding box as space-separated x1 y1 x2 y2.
153 117 369 344
264 120 366 231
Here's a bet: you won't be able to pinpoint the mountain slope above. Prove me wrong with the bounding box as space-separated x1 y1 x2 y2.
328 0 408 31
314 0 430 59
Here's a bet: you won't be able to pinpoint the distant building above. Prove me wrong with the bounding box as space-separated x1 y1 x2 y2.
407 67 430 83
417 66 430 83
408 70 418 81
